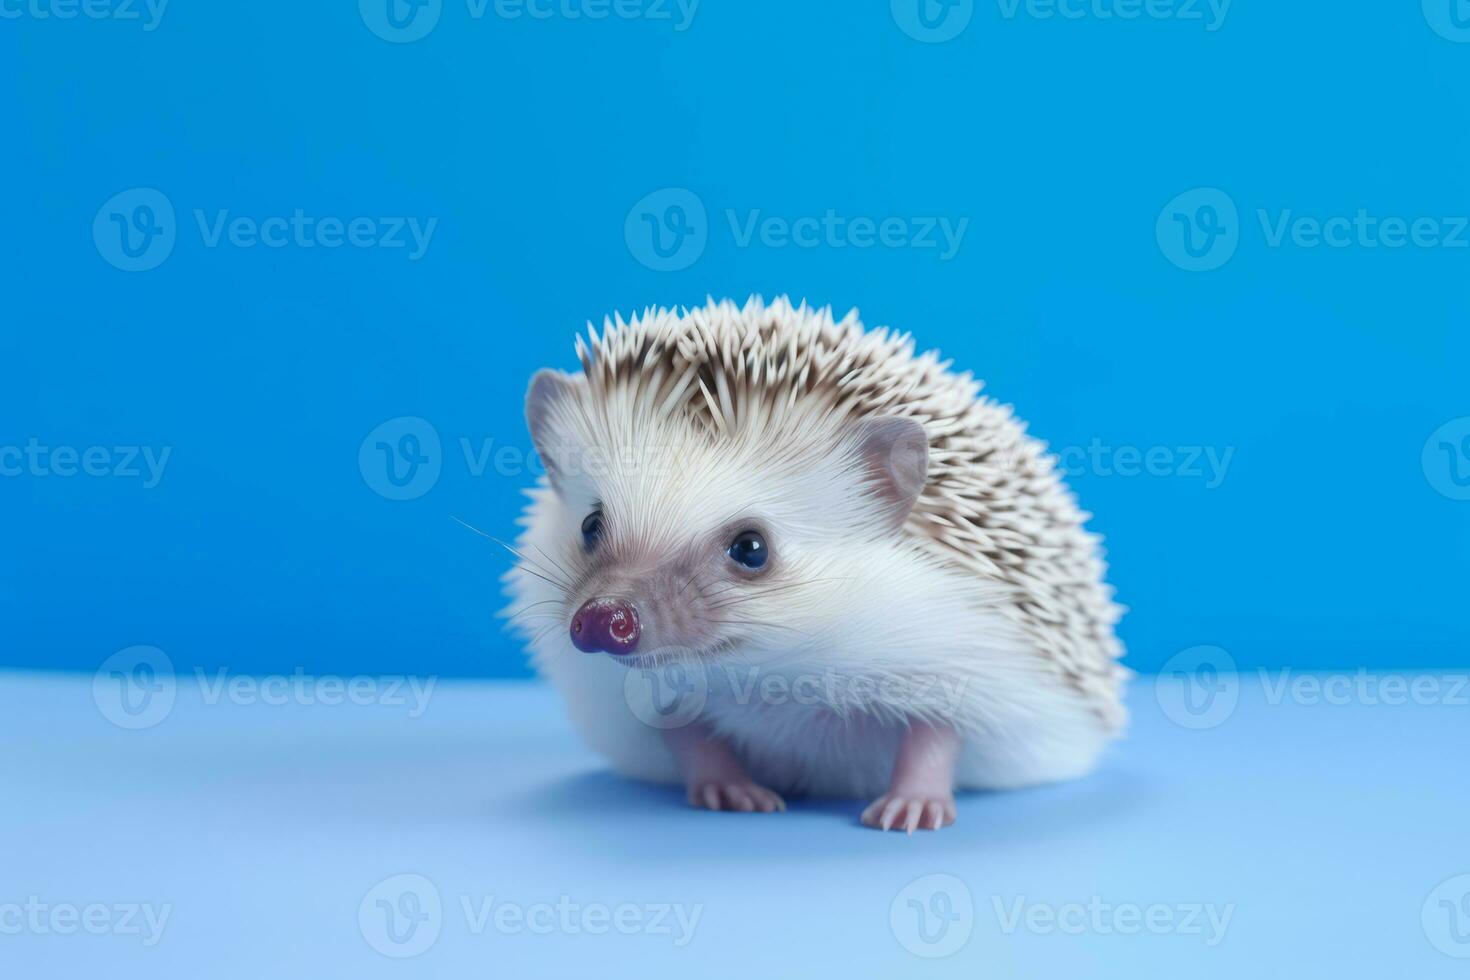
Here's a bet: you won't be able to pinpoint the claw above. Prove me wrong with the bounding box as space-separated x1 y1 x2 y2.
863 793 957 832
688 781 785 815
751 788 784 813
923 800 944 830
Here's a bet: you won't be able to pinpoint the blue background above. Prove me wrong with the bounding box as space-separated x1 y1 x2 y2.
4 0 1468 678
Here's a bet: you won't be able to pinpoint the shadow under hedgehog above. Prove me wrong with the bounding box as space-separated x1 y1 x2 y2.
504 296 1127 832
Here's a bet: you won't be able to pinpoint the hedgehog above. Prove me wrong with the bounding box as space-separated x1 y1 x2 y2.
503 296 1127 832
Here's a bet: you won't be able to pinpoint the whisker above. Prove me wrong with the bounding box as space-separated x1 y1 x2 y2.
527 541 578 587
451 515 575 592
504 600 565 629
707 618 810 637
502 544 575 592
508 610 561 626
511 564 572 597
705 577 858 611
508 598 563 614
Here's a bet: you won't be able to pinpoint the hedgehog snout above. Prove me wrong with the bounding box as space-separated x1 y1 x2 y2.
569 598 641 655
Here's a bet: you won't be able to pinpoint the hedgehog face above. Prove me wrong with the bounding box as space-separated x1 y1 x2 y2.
523 369 928 667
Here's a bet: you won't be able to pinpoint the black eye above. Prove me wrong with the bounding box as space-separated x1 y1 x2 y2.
581 510 604 551
727 530 768 570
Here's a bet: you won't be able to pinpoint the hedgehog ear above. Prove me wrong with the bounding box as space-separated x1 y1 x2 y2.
848 416 929 530
525 369 584 494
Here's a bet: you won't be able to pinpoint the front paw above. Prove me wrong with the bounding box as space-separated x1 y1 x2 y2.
861 793 956 832
686 781 786 814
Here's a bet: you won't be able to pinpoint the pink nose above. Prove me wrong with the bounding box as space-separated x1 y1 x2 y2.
570 599 640 655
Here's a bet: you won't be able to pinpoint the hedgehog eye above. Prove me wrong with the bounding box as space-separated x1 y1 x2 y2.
581 510 605 551
727 530 768 570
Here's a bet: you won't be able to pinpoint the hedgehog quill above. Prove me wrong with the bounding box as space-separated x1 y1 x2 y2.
504 297 1127 832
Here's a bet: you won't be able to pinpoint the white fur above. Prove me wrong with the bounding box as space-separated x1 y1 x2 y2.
503 297 1125 799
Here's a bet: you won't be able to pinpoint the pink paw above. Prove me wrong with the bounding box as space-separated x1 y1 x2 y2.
860 793 956 833
687 781 786 814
